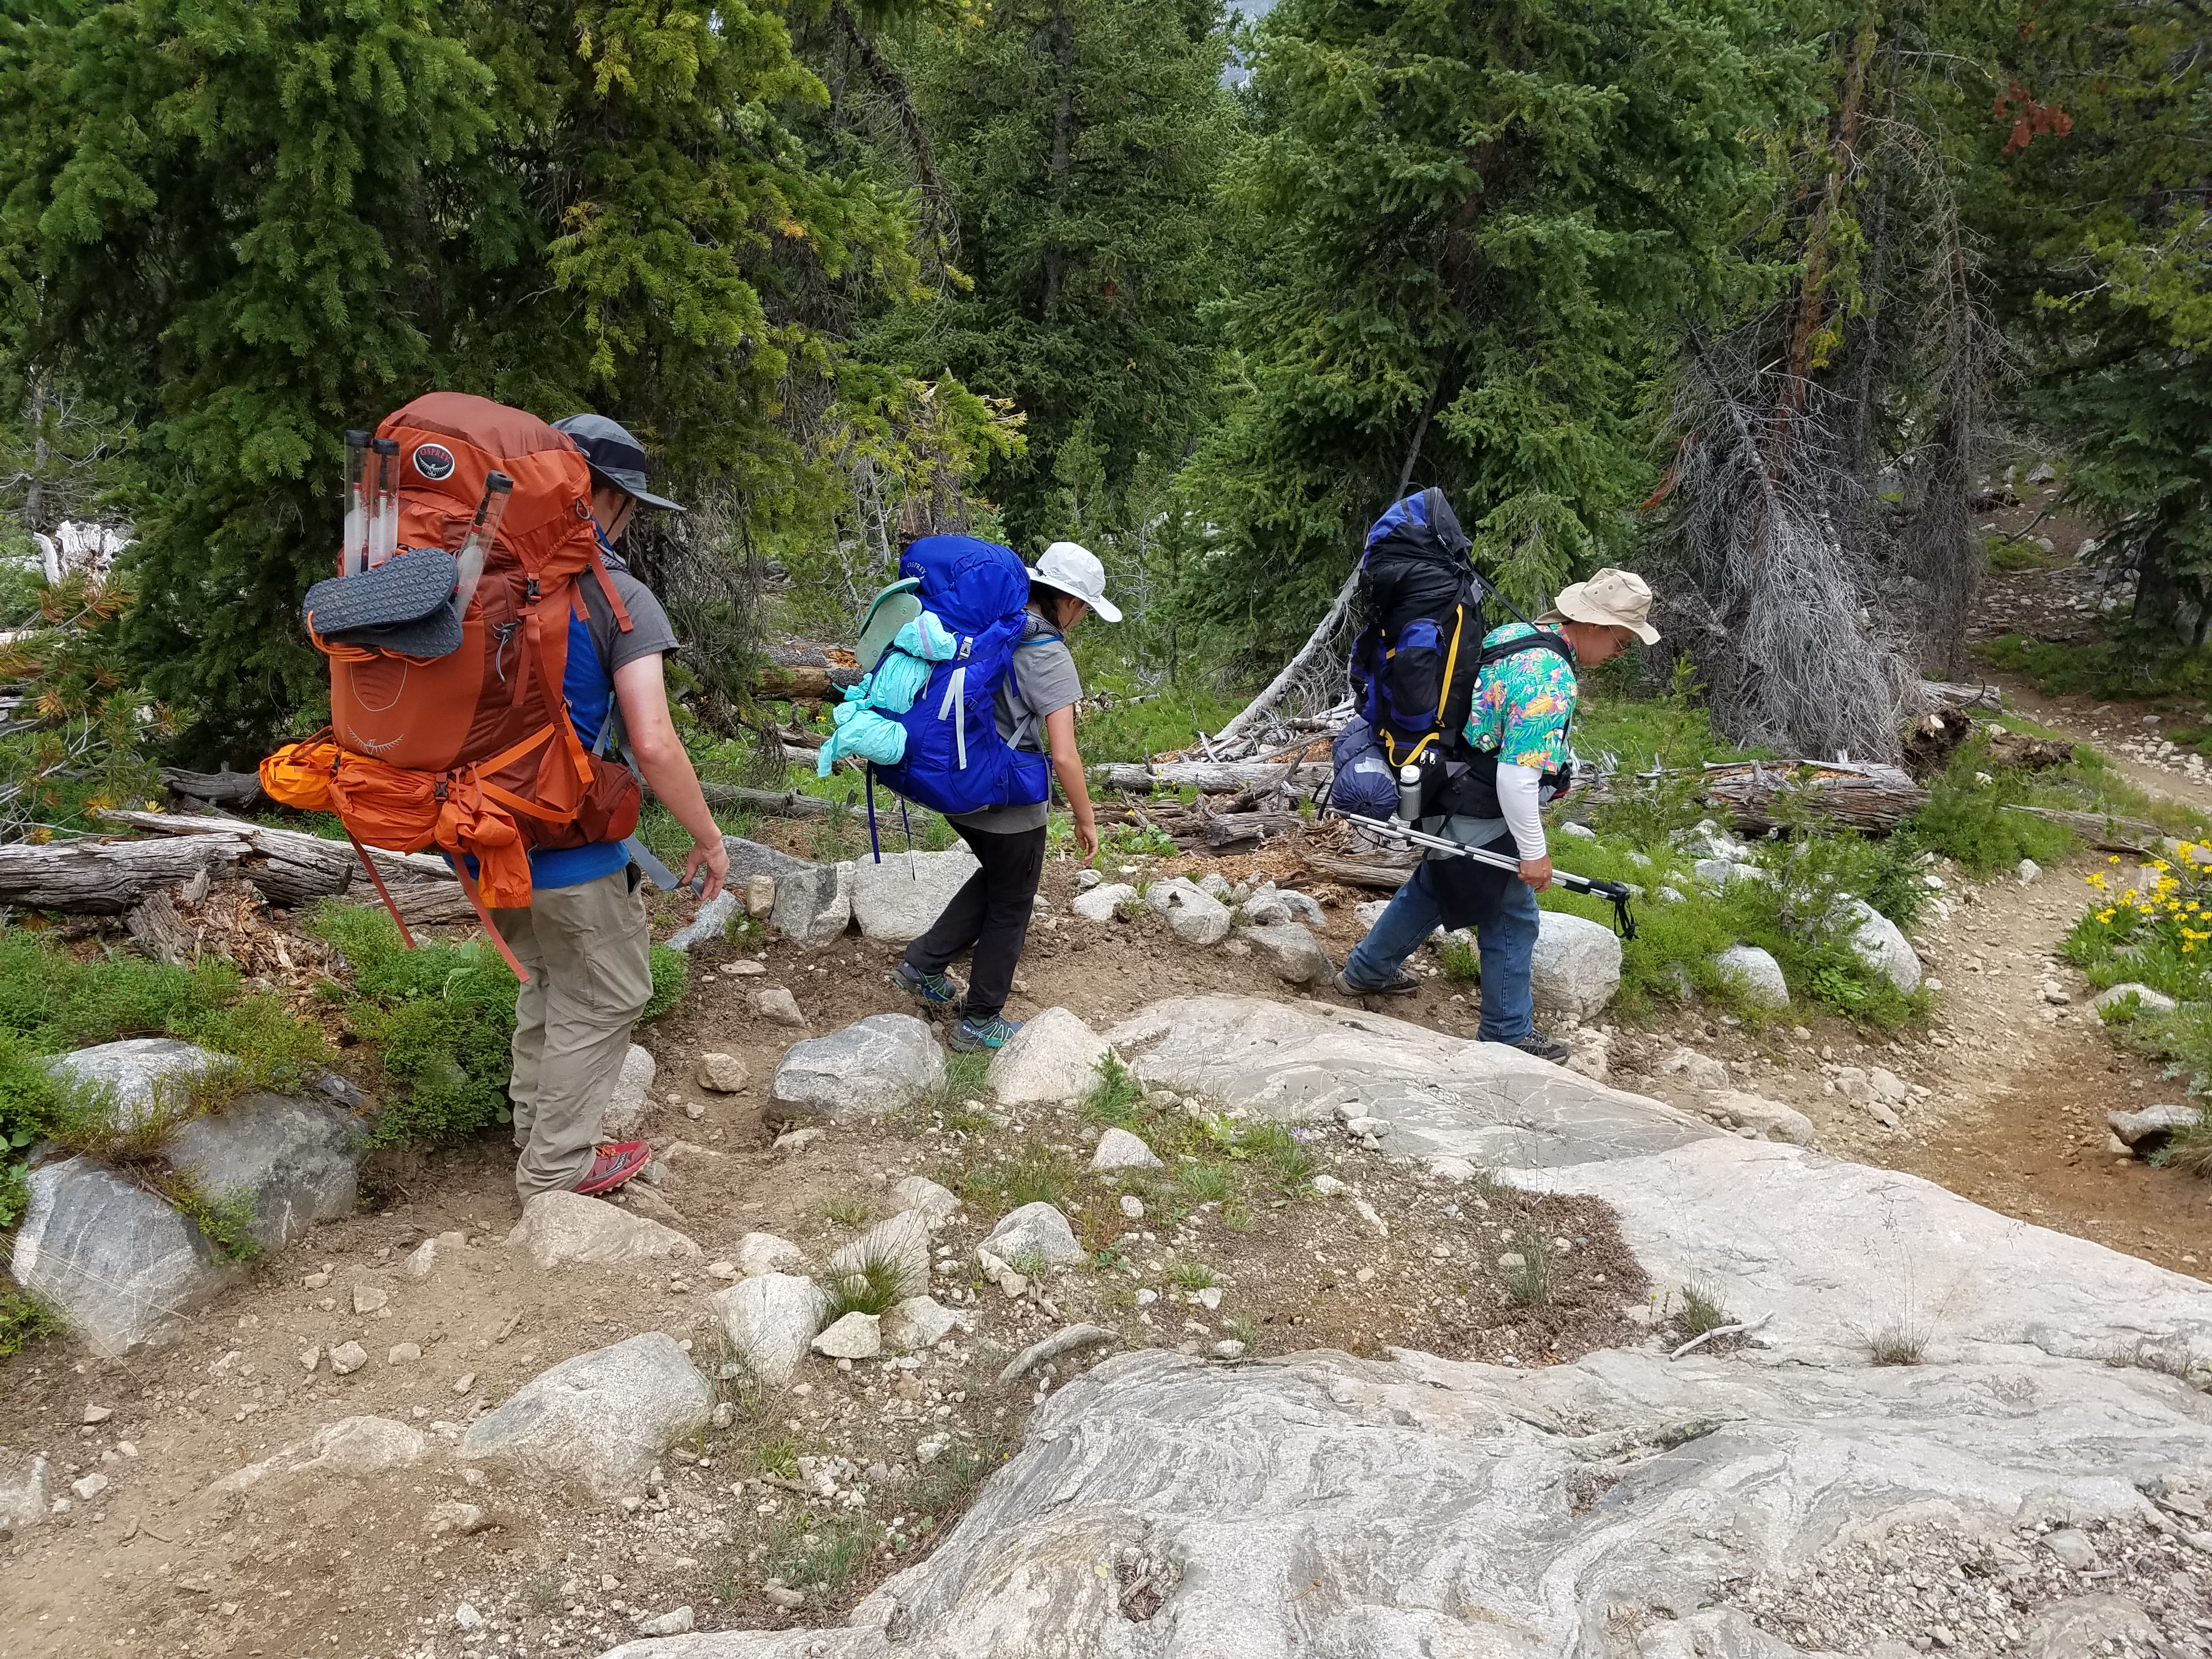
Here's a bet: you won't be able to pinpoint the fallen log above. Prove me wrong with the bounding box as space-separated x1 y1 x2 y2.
2001 804 2163 851
1091 762 1329 795
161 766 266 807
1608 760 1928 833
755 664 860 701
1918 680 2002 713
90 809 457 909
1199 809 1305 851
698 783 846 820
1297 847 1419 890
0 835 244 913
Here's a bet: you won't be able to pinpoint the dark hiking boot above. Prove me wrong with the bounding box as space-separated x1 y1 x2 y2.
1331 967 1420 998
949 1013 1022 1053
1495 1031 1573 1065
893 961 963 1012
573 1140 653 1195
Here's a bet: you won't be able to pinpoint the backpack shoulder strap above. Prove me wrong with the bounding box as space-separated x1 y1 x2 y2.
1479 630 1573 670
589 549 634 633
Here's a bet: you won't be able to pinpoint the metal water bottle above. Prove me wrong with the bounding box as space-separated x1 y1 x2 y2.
1397 763 1424 825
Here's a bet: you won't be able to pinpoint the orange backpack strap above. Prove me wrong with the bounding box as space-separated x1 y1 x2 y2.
589 549 634 634
452 860 531 983
344 831 419 950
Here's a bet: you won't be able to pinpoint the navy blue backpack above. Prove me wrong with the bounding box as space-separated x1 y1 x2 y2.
868 535 1053 819
1347 488 1486 769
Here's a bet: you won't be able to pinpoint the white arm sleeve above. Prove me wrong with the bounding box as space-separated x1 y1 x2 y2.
1496 763 1546 861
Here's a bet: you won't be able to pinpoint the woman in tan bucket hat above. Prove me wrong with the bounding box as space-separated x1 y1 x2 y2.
1336 566 1657 1062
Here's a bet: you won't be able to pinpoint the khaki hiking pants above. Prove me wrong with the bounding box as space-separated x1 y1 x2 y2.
493 867 655 1201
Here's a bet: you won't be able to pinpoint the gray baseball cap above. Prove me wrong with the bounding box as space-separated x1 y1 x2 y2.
551 413 685 513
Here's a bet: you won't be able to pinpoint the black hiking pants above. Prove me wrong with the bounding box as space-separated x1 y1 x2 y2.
901 822 1048 1020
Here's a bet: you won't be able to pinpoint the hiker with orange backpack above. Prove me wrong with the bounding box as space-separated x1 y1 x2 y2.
494 414 729 1199
262 397 726 1203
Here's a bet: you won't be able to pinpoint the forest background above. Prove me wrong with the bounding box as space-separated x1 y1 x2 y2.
0 0 2204 815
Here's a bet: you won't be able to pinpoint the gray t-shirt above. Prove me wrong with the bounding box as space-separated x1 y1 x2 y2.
949 606 1081 833
576 550 680 753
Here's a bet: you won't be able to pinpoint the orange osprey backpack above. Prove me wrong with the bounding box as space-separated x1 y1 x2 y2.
261 393 641 976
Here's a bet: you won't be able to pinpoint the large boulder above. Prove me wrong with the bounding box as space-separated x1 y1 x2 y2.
43 1037 223 1131
1237 922 1334 987
986 1008 1112 1107
163 1091 362 1254
1530 910 1622 1019
1842 898 1923 993
590 1335 2212 1659
505 1190 701 1270
459 1333 712 1502
9 1158 239 1356
1714 943 1790 1009
851 849 981 943
1107 996 1714 1171
598 1045 658 1138
710 1273 830 1386
979 1202 1084 1267
719 836 817 889
772 860 855 950
1143 878 1231 947
770 1014 945 1124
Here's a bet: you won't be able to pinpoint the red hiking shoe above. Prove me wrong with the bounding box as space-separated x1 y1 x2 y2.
573 1141 652 1196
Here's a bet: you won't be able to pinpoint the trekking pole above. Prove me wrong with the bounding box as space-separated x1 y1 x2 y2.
1328 808 1638 939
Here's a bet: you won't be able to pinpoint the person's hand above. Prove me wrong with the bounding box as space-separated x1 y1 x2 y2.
1519 854 1554 893
685 835 731 902
1074 809 1100 863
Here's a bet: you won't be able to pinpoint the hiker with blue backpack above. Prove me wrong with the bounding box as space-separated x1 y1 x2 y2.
1328 489 1658 1063
825 536 1117 1053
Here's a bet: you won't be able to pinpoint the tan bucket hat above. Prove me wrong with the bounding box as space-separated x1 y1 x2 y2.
1540 567 1660 645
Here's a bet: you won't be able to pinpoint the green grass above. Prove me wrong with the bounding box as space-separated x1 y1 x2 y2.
1674 1281 1733 1337
825 1249 912 1316
1439 937 1480 983
1167 1259 1219 1290
0 1285 61 1357
762 1511 872 1596
928 1051 991 1126
158 1180 261 1261
304 905 689 1147
822 1197 872 1227
1073 686 1242 766
1500 1229 1554 1307
1082 1053 1144 1127
962 1144 1079 1216
1982 633 2212 704
1177 1159 1232 1203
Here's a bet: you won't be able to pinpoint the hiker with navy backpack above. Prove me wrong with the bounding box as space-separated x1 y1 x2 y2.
1327 489 1658 1062
831 537 1116 1052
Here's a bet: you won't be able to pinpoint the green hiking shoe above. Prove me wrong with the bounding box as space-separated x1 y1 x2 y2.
949 1013 1022 1052
893 961 962 1011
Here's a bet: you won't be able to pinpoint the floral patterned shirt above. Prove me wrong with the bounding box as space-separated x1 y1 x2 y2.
1463 623 1578 772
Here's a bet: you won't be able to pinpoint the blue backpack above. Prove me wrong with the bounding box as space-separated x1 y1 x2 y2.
867 535 1054 818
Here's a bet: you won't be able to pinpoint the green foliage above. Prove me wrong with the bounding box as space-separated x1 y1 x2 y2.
0 1284 62 1357
1082 1052 1143 1127
0 0 940 760
964 1144 1078 1215
1176 1159 1231 1204
825 1250 912 1317
1674 1280 1733 1337
1073 687 1241 768
1439 938 1480 984
1183 0 1809 662
763 1510 872 1597
884 0 1238 543
822 1196 874 1227
1166 1258 1217 1290
1500 1229 1554 1308
1909 740 2081 875
157 1178 260 1262
644 945 689 1024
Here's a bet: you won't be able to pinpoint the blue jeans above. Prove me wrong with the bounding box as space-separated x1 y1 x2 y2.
1342 860 1542 1043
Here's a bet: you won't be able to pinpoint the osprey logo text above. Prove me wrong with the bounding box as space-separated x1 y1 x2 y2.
413 443 456 482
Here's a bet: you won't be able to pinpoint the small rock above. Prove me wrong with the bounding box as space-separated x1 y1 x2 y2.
711 1274 830 1386
2040 983 2072 1006
1091 1127 1162 1171
892 1176 960 1226
664 893 737 952
71 1472 109 1502
774 1126 824 1153
979 1201 1085 1266
1714 944 1789 1009
750 988 808 1028
425 1500 487 1537
1143 877 1232 947
1238 922 1334 986
881 1296 957 1353
2017 858 2041 884
2045 1528 2098 1571
744 873 777 918
696 1053 750 1093
453 1373 475 1396
300 1346 321 1374
403 1234 459 1279
387 1342 422 1366
1559 821 1596 840
506 1189 701 1270
329 1341 368 1376
988 1008 1114 1107
303 1269 332 1290
811 1312 882 1361
1119 1194 1145 1220
352 1282 390 1316
1075 869 1102 890
1658 1046 1730 1093
635 1606 695 1638
2093 981 2178 1017
1707 1090 1815 1147
81 1404 112 1425
762 1583 806 1610
1311 1174 1346 1198
1071 883 1138 922
601 1044 658 1137
710 1401 734 1429
457 1333 712 1502
734 1232 810 1277
725 959 766 977
1212 1340 1247 1361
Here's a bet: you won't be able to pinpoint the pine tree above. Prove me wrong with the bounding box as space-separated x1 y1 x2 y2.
1971 0 2211 652
0 0 928 758
1183 0 1810 664
872 0 1238 541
